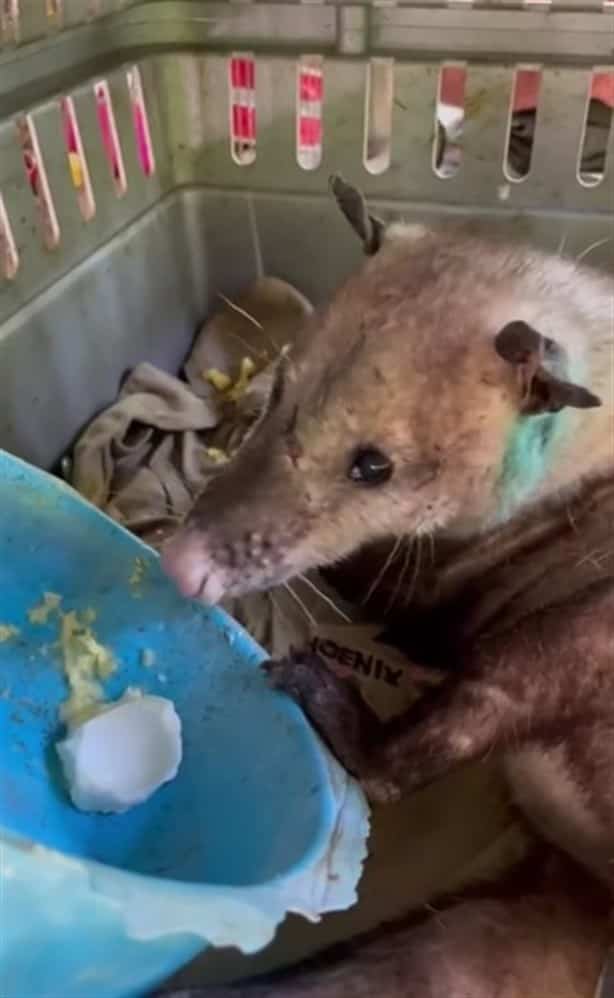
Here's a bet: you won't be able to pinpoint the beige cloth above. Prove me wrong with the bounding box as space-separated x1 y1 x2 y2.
71 278 311 546
69 276 529 988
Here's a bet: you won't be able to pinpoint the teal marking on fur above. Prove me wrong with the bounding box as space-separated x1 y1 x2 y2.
498 349 586 520
498 412 563 520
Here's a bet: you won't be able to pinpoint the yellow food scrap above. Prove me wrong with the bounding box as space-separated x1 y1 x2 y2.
58 610 117 726
28 592 62 625
140 648 156 669
204 447 229 465
226 356 256 402
205 356 257 403
205 368 232 393
26 592 118 725
128 558 147 598
0 624 19 642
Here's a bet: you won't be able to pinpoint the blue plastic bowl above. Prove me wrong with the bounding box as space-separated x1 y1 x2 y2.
0 452 337 998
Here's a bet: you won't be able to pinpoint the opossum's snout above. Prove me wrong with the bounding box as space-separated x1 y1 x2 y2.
161 521 291 604
161 445 311 604
161 529 226 603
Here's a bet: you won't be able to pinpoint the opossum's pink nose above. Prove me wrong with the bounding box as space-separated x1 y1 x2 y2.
160 532 226 605
160 533 206 597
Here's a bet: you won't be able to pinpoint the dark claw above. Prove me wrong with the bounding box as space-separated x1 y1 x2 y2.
262 655 317 701
362 775 402 805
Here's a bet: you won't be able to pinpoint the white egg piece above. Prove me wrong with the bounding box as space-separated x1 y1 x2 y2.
57 692 182 814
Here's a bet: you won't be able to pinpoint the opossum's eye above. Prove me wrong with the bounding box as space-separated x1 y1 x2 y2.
349 448 393 485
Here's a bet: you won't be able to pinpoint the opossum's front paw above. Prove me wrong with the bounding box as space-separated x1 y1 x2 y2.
263 652 380 778
264 654 337 704
361 774 402 805
264 651 365 724
265 654 403 803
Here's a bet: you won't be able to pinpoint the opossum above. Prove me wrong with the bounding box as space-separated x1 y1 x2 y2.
161 177 614 998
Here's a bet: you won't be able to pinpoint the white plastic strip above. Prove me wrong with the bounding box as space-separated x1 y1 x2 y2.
94 79 128 196
0 193 19 279
364 58 393 175
1 0 20 43
16 114 60 251
127 65 156 177
433 63 466 179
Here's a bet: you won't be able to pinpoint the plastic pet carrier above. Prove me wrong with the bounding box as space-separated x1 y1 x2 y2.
0 0 612 991
0 0 612 471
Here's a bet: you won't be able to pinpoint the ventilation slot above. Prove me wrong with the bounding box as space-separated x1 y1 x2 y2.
229 55 256 165
0 194 18 280
16 115 60 251
45 0 62 28
60 97 95 221
127 66 156 177
94 80 127 196
433 64 465 178
504 67 542 182
1 0 19 43
364 58 393 176
577 70 614 188
297 56 323 171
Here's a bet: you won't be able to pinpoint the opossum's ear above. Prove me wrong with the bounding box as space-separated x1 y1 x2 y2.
329 174 384 255
494 320 602 414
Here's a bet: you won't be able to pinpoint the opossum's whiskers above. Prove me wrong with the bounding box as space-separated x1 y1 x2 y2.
283 581 318 629
223 328 269 361
245 591 276 645
297 573 352 623
575 236 612 264
218 292 264 331
362 535 403 606
426 529 436 568
386 535 414 615
404 534 423 607
218 292 281 358
268 590 289 628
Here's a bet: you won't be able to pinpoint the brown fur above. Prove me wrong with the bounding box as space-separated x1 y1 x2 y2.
160 188 614 998
163 852 610 997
